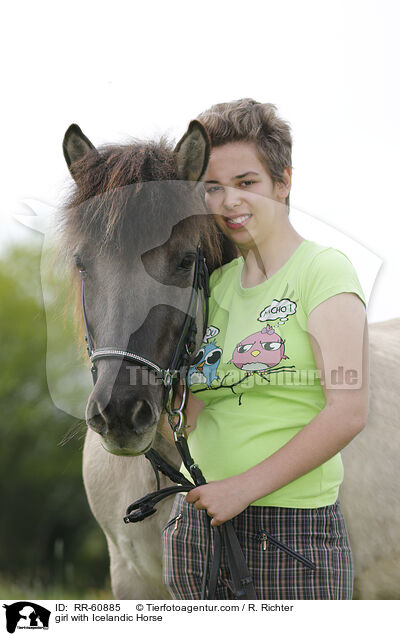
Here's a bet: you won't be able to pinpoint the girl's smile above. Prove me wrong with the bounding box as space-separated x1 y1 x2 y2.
224 213 252 229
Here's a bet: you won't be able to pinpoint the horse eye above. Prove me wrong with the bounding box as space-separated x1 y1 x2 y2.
74 253 84 269
179 254 196 270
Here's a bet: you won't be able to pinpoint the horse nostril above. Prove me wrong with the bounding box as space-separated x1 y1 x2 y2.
87 412 106 435
86 397 109 435
130 399 154 431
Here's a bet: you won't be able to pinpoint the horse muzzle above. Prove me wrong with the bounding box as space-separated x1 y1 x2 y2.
86 387 159 455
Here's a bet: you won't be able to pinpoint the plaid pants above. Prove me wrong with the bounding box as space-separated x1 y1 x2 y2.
162 494 354 600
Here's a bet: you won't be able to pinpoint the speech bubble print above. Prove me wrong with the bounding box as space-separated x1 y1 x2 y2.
258 298 297 325
203 325 220 343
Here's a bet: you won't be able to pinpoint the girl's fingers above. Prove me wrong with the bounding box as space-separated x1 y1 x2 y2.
185 490 197 504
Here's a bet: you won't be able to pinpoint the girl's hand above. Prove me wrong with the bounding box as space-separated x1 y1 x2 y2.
185 476 253 527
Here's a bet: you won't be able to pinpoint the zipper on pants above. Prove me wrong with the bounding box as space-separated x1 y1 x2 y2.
163 513 182 532
255 530 316 570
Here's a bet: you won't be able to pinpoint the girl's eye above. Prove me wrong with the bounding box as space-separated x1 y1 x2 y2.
205 185 222 194
239 180 255 188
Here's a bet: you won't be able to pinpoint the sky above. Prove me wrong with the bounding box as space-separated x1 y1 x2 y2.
2 0 399 324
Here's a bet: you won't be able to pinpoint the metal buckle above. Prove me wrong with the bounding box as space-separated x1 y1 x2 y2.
163 369 174 388
169 409 185 434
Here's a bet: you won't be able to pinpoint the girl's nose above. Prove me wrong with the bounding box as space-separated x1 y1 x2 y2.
223 186 242 210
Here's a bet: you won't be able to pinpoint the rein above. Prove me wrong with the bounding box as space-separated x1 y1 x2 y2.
78 246 315 600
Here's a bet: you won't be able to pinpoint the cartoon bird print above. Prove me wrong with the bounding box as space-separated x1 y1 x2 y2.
187 340 222 386
230 324 288 372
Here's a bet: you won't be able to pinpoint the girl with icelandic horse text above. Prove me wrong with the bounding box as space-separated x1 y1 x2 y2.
161 98 368 600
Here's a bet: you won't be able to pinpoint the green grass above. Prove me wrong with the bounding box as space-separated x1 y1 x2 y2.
0 576 113 600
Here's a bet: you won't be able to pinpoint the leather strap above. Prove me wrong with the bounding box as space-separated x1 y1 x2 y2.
221 523 256 599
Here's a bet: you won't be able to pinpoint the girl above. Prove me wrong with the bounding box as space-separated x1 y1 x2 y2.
161 98 368 600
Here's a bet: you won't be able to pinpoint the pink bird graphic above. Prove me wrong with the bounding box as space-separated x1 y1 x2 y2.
229 324 288 372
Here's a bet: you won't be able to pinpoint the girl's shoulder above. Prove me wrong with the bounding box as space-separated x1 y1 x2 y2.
297 241 366 315
300 240 355 266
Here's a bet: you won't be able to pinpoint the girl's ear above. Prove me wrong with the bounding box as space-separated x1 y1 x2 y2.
277 167 291 199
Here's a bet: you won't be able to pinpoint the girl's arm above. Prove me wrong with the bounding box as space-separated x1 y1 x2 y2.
186 292 369 525
239 291 369 501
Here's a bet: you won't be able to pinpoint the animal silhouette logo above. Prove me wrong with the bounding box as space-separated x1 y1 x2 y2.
2 602 51 633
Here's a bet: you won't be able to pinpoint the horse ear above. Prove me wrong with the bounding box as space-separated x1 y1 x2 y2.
63 124 98 178
174 120 210 182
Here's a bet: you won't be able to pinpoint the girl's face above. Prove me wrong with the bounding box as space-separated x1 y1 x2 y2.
204 141 290 250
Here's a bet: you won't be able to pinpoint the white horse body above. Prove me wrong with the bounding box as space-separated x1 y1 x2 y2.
83 318 400 600
83 430 178 599
340 317 400 599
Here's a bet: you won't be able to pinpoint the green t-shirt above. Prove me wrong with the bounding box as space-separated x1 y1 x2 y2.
182 240 366 508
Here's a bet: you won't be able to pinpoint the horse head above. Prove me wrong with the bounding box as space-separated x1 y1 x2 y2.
60 121 228 456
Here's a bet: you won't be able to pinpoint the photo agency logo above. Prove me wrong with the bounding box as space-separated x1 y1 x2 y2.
2 602 51 633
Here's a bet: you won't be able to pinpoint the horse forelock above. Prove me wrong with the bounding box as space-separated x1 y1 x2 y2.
59 137 176 248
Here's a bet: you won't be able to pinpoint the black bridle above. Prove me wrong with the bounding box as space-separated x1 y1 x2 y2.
78 244 315 600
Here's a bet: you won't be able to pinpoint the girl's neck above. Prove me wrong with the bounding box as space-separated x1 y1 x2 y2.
239 222 305 288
